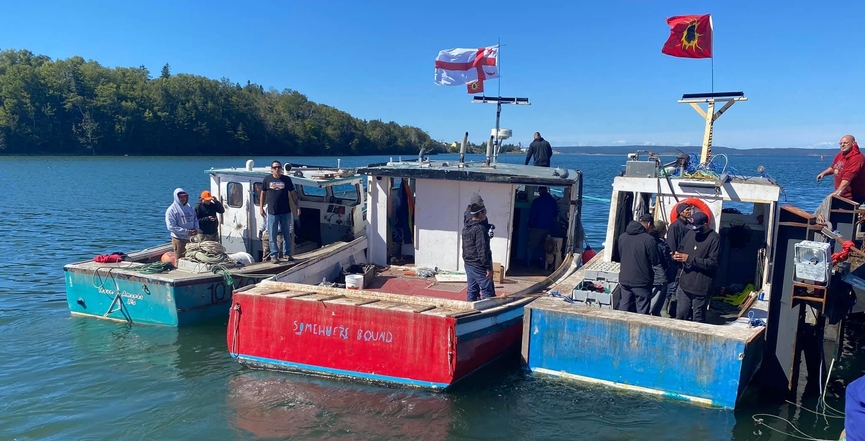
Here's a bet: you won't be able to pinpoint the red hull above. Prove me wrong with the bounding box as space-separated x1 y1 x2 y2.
227 289 527 388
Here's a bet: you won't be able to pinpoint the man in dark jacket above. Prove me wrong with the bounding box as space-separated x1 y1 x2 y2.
650 220 675 316
672 211 720 323
525 132 553 167
665 202 692 316
462 201 495 301
194 190 225 242
616 213 660 314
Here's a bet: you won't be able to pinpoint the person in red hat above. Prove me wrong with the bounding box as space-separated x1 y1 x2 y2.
194 190 225 242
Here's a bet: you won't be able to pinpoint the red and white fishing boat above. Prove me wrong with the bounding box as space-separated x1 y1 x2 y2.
227 150 584 389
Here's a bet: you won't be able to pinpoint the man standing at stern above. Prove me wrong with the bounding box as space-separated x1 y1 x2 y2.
672 212 720 323
817 135 865 202
260 161 300 263
462 201 496 301
616 213 660 314
165 188 199 260
194 190 225 242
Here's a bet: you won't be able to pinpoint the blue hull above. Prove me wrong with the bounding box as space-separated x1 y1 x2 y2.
65 266 233 326
521 297 764 409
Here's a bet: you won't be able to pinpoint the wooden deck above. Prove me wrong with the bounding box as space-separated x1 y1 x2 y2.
367 267 548 301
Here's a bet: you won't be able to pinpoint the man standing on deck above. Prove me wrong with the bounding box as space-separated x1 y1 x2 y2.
616 213 660 314
165 188 198 260
526 187 558 267
665 202 693 316
816 135 865 203
525 132 553 167
672 212 720 323
194 190 225 242
260 161 300 263
462 201 496 301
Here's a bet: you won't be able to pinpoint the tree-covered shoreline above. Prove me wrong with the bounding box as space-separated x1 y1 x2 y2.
0 49 442 156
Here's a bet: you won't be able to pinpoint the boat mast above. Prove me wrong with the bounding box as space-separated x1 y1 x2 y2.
678 91 747 164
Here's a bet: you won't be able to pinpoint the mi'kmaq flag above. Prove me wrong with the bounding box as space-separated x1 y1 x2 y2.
434 45 499 94
661 14 713 59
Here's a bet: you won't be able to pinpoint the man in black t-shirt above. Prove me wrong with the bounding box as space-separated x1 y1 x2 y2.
259 160 300 262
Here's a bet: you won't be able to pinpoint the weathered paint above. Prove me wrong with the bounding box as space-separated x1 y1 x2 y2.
522 297 764 409
227 290 527 388
65 268 240 326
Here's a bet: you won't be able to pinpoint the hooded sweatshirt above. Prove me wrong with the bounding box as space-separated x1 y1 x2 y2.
462 217 493 270
831 143 865 200
165 187 200 240
617 221 660 287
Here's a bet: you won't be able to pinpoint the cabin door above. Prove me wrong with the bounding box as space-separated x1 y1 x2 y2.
220 180 254 256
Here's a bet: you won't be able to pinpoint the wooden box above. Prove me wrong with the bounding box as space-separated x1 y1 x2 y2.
493 262 504 284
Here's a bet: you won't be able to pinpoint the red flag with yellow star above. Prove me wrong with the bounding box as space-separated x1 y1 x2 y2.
467 80 484 94
662 14 713 59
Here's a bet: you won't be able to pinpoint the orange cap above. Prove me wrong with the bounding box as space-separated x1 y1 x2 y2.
200 190 213 200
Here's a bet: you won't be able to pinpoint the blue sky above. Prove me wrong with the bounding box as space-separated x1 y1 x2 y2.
3 0 861 149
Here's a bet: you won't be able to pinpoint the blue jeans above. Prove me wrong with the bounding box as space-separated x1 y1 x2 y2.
267 213 292 259
465 264 495 301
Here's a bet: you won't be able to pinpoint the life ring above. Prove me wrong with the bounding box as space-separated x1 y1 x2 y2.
670 198 714 226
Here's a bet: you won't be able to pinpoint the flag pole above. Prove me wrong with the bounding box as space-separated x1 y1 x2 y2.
493 37 502 163
710 15 714 93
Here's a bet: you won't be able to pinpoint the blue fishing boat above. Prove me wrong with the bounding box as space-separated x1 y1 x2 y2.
64 160 367 326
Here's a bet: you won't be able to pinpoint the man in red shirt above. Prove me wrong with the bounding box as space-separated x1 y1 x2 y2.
817 135 865 202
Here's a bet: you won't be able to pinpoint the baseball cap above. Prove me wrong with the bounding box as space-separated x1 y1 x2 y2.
638 213 653 223
688 212 709 230
200 190 213 201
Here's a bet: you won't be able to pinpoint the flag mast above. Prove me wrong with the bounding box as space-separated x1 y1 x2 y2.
471 41 530 166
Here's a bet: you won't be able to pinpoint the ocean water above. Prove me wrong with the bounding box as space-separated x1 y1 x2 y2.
0 152 853 441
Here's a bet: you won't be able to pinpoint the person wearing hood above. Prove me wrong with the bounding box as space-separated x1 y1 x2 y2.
462 201 496 301
665 202 692 317
616 213 660 314
165 188 199 259
817 135 865 202
672 212 720 323
525 132 553 167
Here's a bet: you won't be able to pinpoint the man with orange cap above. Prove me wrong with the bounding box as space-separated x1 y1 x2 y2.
194 190 225 242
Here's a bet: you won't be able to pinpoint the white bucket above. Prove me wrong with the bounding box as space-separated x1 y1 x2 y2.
345 274 364 290
228 252 254 265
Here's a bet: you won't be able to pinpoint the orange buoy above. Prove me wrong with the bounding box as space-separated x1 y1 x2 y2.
670 198 714 226
161 252 176 265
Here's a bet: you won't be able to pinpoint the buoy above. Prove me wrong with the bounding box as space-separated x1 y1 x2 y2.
161 252 176 265
670 198 714 226
582 245 597 263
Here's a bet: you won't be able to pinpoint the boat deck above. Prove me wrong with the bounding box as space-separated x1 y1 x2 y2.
368 267 549 302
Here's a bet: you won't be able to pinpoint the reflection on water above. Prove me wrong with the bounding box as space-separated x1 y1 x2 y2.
227 372 455 441
0 154 852 440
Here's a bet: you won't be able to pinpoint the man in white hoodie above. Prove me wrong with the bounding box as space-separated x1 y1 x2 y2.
165 188 199 259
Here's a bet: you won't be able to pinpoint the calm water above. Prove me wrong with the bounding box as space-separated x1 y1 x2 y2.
0 153 855 440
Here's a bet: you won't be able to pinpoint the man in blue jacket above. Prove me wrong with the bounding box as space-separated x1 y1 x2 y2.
526 186 558 267
672 212 720 323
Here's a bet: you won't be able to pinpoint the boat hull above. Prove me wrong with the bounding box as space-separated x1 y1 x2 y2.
64 266 247 326
521 297 764 409
227 286 529 389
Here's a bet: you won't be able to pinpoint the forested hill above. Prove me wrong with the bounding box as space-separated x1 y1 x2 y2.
0 49 440 156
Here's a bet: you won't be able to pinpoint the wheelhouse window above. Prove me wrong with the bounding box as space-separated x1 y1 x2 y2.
298 185 326 202
333 183 360 205
252 182 262 206
227 182 244 208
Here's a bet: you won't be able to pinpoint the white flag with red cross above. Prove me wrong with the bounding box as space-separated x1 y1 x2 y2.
434 46 499 94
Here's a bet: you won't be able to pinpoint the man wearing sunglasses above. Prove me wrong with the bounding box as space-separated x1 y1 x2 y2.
260 161 300 262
